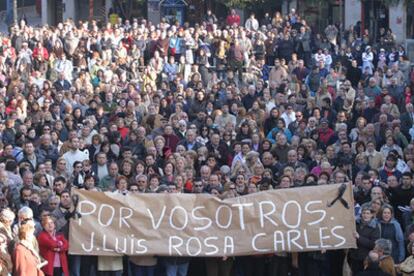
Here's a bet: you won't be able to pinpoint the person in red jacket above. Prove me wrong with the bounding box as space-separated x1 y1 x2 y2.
33 41 49 60
318 118 335 145
226 9 241 26
37 216 69 276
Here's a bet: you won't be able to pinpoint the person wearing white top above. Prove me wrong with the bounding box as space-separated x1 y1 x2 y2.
281 105 297 127
62 137 89 175
324 49 333 70
362 46 374 75
245 14 259 31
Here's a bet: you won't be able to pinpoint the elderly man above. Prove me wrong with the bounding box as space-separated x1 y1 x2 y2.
36 134 59 165
99 162 119 191
374 239 396 276
177 130 202 151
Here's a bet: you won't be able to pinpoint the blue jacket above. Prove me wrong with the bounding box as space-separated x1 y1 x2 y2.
375 218 405 263
266 127 293 143
378 168 402 182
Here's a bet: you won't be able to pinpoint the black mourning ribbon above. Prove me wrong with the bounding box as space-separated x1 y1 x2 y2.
71 194 82 220
327 183 349 209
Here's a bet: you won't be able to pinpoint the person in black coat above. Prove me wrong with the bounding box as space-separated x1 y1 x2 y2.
205 132 229 167
277 34 294 62
346 60 362 87
53 73 71 92
263 108 280 135
348 203 381 275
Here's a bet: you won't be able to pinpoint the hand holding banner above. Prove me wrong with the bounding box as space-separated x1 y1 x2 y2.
69 183 356 256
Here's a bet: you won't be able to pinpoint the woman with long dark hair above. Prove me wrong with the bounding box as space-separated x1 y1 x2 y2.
263 108 280 135
376 204 405 264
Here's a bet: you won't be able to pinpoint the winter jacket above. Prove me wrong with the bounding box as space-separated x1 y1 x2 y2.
37 231 69 276
35 144 59 165
349 218 380 261
376 218 405 263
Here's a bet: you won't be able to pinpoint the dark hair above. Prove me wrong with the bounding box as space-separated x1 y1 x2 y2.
304 173 318 184
60 190 71 197
5 160 17 172
73 161 82 168
20 186 32 198
362 174 371 182
355 141 366 152
402 172 413 179
319 171 330 180
84 174 96 182
379 204 394 218
407 241 414 255
54 176 67 185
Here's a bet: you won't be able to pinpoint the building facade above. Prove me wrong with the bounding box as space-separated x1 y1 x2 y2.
41 0 112 25
344 0 412 43
38 0 412 46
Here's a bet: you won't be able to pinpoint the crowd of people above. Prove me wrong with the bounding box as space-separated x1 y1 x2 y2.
0 5 413 276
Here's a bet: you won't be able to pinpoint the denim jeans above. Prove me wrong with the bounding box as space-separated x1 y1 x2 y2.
130 262 156 276
165 262 189 276
69 254 82 276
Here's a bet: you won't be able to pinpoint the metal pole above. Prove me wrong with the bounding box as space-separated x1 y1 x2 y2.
90 0 94 20
339 0 343 47
13 0 18 25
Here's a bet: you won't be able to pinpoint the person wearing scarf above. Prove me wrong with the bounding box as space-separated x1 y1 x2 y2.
348 203 380 274
13 220 46 276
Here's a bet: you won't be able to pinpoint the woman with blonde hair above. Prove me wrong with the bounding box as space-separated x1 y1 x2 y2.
175 156 187 176
0 208 15 249
245 151 262 176
13 220 45 276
